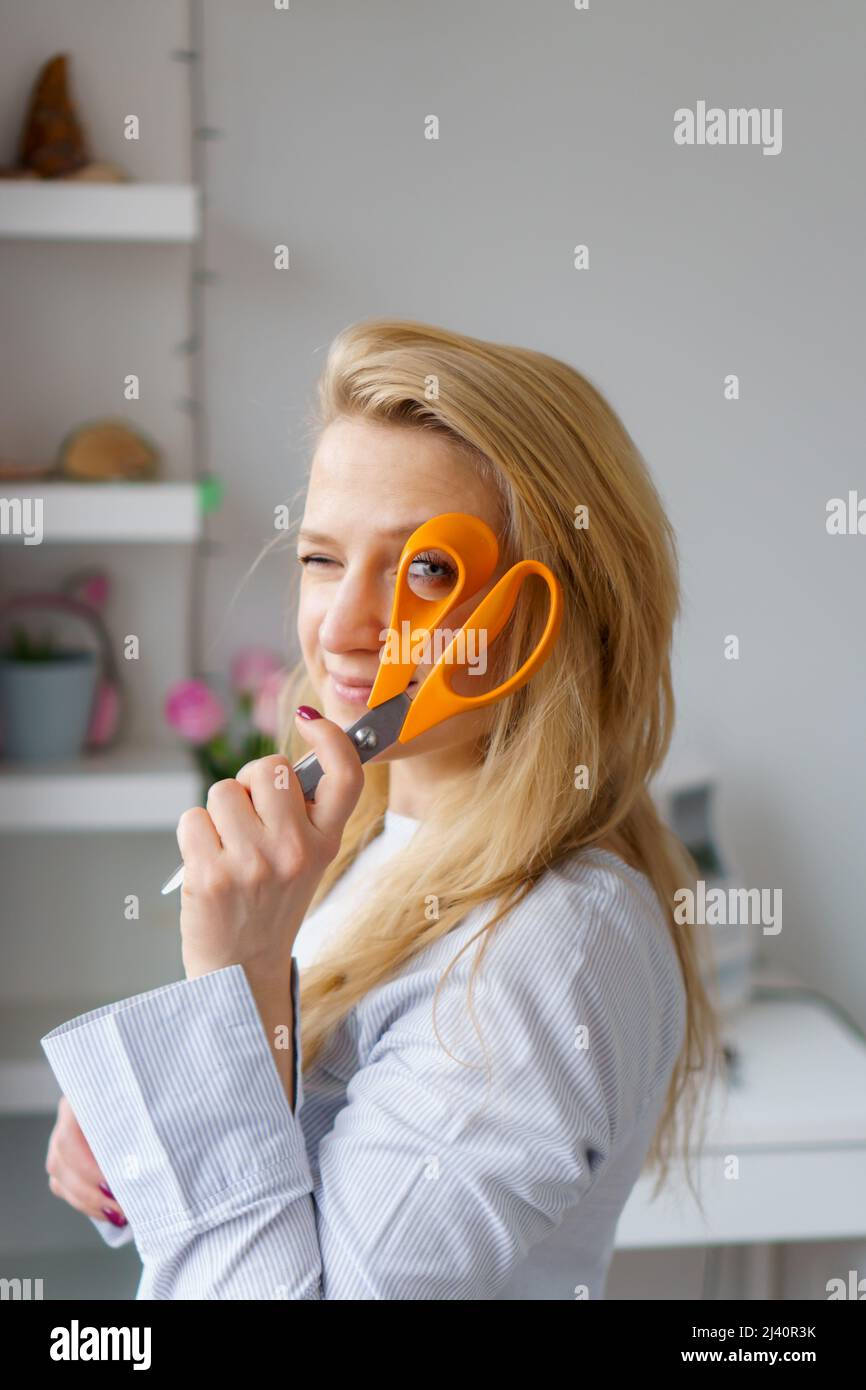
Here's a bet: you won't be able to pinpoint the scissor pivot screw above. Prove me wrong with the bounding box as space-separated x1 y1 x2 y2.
353 726 379 751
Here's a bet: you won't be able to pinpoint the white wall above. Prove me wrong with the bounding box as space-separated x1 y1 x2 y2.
206 0 865 1030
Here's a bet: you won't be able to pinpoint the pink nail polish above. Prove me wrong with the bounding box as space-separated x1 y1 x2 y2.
102 1206 127 1227
98 1182 114 1200
295 705 322 720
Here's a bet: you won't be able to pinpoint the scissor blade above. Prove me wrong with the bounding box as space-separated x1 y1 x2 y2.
159 693 411 895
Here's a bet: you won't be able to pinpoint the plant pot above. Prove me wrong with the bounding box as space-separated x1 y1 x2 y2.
0 652 98 762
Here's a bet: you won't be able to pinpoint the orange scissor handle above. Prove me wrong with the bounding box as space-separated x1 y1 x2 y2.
398 557 563 744
367 512 501 710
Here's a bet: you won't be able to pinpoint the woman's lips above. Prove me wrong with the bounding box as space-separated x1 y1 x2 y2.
329 676 375 705
329 674 419 705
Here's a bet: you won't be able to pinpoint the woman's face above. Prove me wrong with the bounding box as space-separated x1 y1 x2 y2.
296 416 507 763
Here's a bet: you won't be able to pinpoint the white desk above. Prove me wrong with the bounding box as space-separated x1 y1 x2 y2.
616 984 866 1259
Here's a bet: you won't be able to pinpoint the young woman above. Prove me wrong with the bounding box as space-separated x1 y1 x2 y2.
43 318 721 1300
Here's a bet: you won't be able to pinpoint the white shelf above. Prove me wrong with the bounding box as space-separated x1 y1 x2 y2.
0 744 201 831
0 182 200 243
0 482 202 542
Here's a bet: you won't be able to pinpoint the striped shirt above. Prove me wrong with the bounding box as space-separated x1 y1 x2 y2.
41 808 686 1300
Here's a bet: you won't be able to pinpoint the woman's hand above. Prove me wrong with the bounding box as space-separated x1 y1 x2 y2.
176 709 364 983
46 1095 128 1229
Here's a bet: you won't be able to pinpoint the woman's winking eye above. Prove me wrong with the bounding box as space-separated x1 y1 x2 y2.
297 553 334 568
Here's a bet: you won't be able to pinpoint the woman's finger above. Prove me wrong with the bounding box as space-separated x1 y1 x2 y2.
204 778 265 852
47 1170 127 1224
176 804 223 864
292 709 364 841
236 754 304 833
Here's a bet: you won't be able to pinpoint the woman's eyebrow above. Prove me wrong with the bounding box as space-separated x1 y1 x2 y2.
297 522 430 545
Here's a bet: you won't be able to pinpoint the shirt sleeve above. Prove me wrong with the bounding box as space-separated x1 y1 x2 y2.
40 867 679 1300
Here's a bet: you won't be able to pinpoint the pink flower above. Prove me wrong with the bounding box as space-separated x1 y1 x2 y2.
164 679 226 744
66 571 109 610
251 668 287 737
79 573 109 609
230 646 283 698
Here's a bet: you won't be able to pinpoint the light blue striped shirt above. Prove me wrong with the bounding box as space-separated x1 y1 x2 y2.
41 810 685 1300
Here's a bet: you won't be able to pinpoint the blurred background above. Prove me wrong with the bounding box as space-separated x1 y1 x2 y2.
0 0 864 1300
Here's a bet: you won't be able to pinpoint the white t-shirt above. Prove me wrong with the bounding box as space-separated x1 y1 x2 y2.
292 808 422 968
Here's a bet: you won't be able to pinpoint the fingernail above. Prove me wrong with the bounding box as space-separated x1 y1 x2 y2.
102 1206 127 1227
98 1182 114 1200
295 705 322 720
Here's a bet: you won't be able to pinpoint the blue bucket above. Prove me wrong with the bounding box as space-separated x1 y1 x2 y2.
0 652 98 762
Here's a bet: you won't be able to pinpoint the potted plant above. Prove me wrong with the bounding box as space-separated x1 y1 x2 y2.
0 624 99 762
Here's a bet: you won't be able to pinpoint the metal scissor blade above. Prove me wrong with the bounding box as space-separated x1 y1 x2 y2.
159 692 411 895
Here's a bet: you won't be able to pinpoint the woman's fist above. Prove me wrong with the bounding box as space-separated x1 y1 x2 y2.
176 712 364 982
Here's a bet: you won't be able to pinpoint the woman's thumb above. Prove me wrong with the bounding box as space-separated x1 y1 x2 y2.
293 705 364 839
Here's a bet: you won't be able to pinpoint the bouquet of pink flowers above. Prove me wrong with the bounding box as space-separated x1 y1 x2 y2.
164 646 289 783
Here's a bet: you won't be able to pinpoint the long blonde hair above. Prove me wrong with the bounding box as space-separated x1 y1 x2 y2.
275 318 722 1202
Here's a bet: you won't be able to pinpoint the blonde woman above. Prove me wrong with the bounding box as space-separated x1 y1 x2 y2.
43 319 721 1300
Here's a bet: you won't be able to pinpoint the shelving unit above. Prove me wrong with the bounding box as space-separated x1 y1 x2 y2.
0 6 219 1299
0 182 200 243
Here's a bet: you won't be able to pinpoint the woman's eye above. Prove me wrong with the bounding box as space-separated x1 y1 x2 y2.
407 550 458 594
297 554 333 568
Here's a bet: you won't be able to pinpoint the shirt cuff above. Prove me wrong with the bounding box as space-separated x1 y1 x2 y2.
41 959 307 1253
89 1213 135 1247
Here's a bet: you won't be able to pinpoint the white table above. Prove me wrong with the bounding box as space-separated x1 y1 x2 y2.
614 975 866 1294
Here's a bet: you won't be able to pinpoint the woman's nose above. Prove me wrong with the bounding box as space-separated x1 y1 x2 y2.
317 578 389 656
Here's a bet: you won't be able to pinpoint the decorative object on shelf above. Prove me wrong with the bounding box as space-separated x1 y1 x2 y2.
164 646 286 785
0 424 162 483
58 418 161 481
0 419 172 484
167 644 289 789
0 53 129 182
0 573 122 761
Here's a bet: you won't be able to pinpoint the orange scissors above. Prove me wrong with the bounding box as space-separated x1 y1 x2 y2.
161 511 561 894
